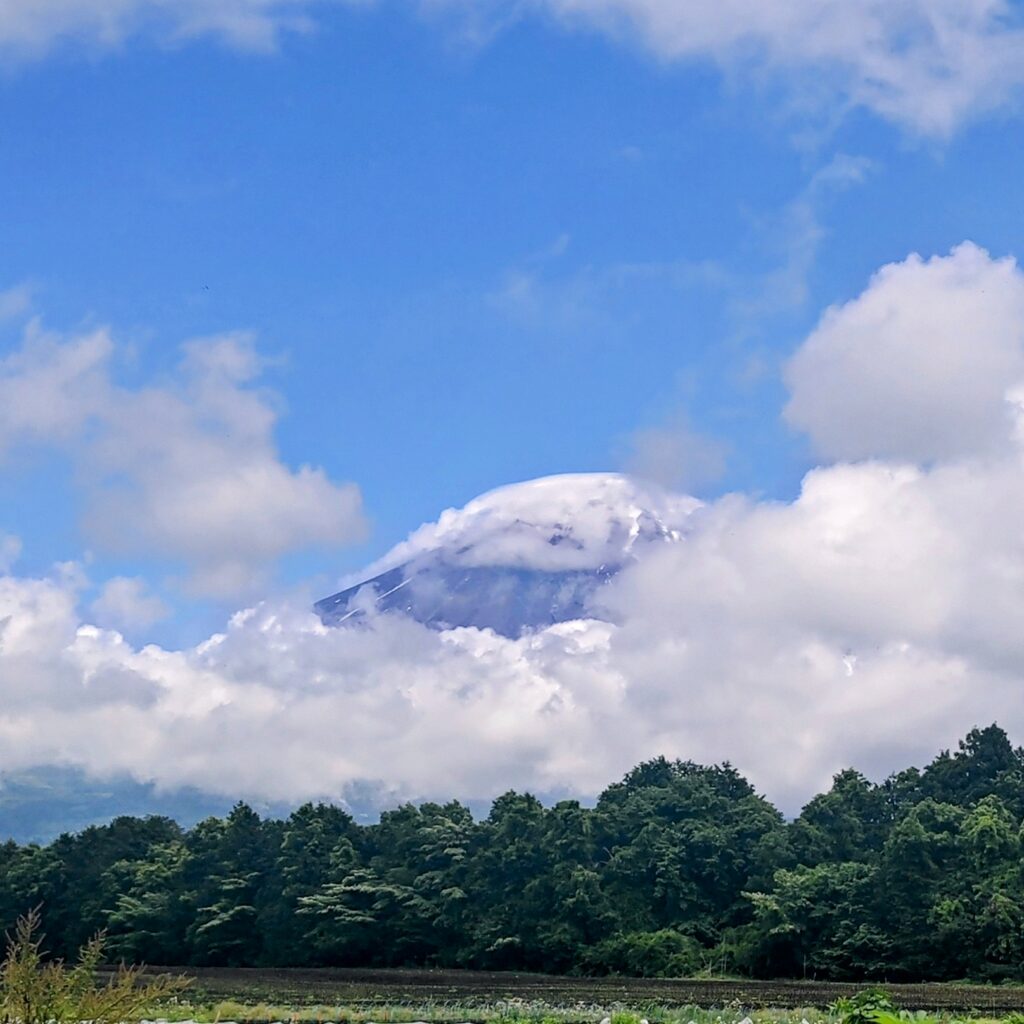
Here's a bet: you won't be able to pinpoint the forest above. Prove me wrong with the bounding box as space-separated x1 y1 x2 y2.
1 725 1022 983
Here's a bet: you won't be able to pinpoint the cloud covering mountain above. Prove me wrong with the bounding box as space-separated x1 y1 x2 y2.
3 242 1024 827
316 474 699 636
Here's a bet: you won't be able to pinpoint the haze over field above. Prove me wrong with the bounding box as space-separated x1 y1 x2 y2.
4 0 1024 832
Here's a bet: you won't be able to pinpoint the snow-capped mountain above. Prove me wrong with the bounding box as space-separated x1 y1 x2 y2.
316 473 699 636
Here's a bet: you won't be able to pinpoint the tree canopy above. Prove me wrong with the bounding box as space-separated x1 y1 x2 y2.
2 725 1022 981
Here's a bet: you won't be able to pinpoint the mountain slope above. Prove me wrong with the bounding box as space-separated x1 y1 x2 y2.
317 473 698 636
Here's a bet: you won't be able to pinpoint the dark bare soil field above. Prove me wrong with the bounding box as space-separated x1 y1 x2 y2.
145 967 1024 1014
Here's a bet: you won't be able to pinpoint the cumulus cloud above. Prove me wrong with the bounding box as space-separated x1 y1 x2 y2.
0 321 365 597
447 0 1024 137
0 323 112 446
4 241 1024 815
784 242 1024 464
3 450 1024 814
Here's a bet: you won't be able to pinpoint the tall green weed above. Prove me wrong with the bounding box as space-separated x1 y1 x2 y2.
0 908 188 1024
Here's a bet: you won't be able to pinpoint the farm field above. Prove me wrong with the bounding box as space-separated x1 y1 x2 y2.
135 968 1024 1020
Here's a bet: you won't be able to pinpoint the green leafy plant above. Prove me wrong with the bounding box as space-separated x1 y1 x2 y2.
832 991 898 1024
0 908 189 1024
610 1014 646 1024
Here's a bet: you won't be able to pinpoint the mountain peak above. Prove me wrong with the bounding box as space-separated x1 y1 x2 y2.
316 473 698 636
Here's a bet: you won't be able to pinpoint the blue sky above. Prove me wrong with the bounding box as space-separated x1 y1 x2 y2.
6 2 1024 644
8 1 1024 812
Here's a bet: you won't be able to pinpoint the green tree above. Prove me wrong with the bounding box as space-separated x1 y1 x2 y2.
103 840 191 963
594 759 784 945
182 804 273 965
791 770 892 865
260 803 361 965
741 863 889 978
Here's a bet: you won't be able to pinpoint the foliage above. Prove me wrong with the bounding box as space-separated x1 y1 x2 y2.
832 990 897 1024
0 907 188 1024
583 930 703 977
1 726 1024 981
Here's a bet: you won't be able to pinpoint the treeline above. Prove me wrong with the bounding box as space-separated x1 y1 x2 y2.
2 725 1024 981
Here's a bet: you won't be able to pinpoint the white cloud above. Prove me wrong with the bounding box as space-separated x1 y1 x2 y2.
90 576 170 631
784 242 1024 464
0 322 365 597
3 242 1024 814
0 0 342 60
460 0 1024 137
487 154 870 349
619 415 727 492
0 321 113 447
0 284 34 322
732 154 874 326
356 473 700 577
2 449 1024 814
8 2 1024 138
0 534 21 573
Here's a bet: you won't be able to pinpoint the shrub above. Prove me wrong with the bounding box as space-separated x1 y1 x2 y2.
832 991 899 1024
0 908 189 1024
583 929 703 977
